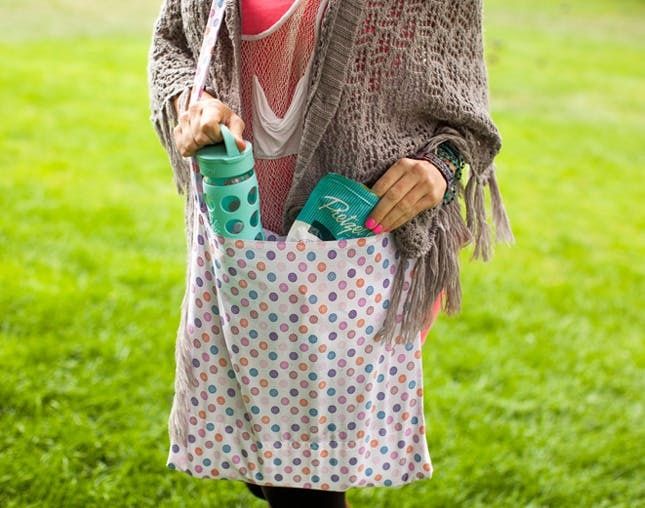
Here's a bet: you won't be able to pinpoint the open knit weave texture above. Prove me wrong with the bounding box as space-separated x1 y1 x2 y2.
148 0 515 348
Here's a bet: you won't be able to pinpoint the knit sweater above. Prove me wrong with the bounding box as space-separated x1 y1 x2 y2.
147 0 515 342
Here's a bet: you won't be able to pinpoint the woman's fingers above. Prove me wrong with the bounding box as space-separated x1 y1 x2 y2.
388 195 436 231
379 173 427 231
381 161 447 230
197 100 224 146
379 185 432 232
227 114 247 152
366 159 424 233
189 102 216 147
366 158 447 233
371 159 408 198
173 97 246 156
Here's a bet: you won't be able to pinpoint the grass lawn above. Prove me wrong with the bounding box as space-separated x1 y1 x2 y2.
0 0 643 506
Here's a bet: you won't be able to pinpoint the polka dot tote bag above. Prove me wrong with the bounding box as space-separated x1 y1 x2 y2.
165 0 433 492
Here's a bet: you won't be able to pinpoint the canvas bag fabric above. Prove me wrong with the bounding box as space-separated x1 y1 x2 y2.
165 0 433 491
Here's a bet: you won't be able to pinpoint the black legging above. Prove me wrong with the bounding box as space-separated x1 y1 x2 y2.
244 481 347 508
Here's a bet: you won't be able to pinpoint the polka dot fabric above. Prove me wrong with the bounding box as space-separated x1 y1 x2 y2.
166 173 433 491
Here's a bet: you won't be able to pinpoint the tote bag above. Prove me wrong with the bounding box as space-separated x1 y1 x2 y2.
165 0 433 491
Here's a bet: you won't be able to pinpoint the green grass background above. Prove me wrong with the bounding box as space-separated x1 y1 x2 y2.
1 0 643 506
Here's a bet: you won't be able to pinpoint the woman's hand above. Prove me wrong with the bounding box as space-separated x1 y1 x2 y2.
364 158 447 233
172 91 246 157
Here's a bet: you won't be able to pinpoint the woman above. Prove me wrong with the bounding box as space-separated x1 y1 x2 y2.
148 0 514 506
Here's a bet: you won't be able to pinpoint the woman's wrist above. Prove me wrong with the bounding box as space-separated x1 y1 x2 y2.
411 141 464 205
415 151 457 204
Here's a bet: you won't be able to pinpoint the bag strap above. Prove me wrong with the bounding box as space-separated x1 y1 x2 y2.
188 0 228 203
191 0 228 105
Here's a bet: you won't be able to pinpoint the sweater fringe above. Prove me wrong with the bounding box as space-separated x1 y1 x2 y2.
375 130 515 345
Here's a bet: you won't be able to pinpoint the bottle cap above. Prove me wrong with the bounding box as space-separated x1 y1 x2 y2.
196 124 254 180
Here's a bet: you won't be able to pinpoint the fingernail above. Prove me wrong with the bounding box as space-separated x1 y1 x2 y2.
373 224 384 234
364 218 377 230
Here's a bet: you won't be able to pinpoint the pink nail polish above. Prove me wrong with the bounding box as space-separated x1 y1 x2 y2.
373 224 384 234
365 218 377 230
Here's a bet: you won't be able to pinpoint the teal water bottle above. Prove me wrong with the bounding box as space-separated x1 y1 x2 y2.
195 124 264 240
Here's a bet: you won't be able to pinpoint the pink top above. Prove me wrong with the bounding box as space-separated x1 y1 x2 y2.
240 0 328 235
241 0 300 36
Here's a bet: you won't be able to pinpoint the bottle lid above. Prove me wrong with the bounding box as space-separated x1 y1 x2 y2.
195 124 254 179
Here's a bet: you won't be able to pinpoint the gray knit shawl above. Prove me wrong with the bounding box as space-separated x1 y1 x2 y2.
147 0 515 344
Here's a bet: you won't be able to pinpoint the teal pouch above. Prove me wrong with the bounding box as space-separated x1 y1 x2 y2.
287 173 379 241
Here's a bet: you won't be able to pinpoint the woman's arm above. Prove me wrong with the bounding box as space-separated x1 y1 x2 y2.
147 0 204 194
368 1 513 259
